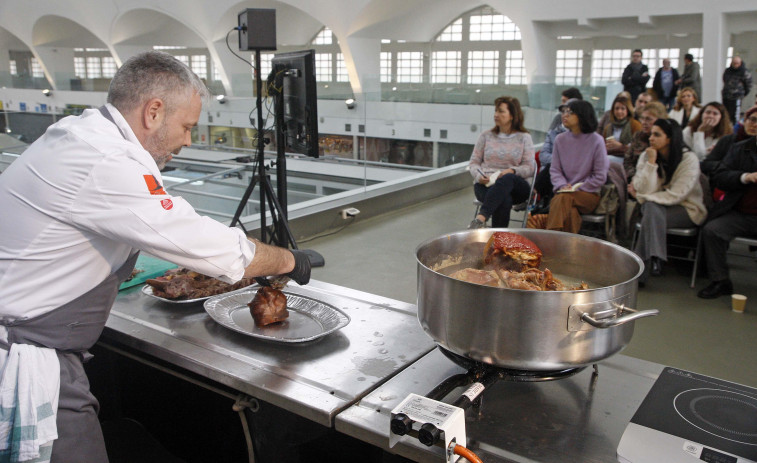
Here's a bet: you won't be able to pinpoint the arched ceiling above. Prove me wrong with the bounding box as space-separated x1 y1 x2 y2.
32 15 106 48
0 26 28 50
348 0 484 41
112 9 205 47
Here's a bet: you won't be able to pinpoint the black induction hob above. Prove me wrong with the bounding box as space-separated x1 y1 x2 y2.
618 367 757 462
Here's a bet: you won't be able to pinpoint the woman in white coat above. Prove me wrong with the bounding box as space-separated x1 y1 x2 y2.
668 87 701 129
628 118 707 283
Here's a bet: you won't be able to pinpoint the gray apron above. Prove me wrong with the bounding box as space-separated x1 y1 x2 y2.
0 106 140 463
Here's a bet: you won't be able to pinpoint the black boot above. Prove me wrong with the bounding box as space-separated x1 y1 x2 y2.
697 279 734 299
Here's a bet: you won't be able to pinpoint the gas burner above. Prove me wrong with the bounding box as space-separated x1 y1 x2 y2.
438 346 587 382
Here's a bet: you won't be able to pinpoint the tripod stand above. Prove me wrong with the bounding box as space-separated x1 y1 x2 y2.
229 50 324 266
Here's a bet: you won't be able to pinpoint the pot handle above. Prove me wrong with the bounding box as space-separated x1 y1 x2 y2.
579 305 659 329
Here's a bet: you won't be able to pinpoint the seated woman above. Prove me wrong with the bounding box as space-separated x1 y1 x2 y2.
624 101 669 182
683 101 733 161
602 95 641 164
701 105 757 176
468 96 535 229
546 99 610 233
629 119 707 282
668 87 701 129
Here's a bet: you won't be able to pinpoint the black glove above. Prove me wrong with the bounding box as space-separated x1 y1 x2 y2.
286 250 311 285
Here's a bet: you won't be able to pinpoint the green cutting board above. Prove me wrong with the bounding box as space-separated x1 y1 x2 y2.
119 254 178 290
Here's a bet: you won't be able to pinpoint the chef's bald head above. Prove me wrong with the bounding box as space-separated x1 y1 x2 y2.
107 51 209 116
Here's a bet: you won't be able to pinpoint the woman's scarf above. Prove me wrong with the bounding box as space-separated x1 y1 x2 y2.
604 117 633 144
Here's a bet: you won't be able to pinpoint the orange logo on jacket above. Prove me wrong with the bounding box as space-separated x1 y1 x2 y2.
143 175 167 195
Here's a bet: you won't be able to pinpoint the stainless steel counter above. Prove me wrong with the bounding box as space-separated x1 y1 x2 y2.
105 280 435 427
336 348 665 463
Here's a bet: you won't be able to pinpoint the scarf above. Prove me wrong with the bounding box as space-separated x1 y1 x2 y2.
604 118 633 144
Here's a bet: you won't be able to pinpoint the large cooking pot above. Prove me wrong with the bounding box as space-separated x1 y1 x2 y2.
416 229 658 371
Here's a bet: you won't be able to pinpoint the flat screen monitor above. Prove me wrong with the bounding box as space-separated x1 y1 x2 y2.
270 49 319 158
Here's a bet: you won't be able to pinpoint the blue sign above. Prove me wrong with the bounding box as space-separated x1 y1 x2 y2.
19 102 26 111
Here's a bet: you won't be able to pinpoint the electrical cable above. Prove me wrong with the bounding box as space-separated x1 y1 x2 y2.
296 216 356 243
225 27 254 68
452 444 484 463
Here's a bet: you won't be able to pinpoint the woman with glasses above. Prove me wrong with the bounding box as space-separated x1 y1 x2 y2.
546 99 609 233
669 87 702 129
624 101 669 182
628 119 707 282
683 102 733 161
468 96 535 229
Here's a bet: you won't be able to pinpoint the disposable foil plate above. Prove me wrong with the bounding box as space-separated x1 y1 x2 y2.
204 288 350 343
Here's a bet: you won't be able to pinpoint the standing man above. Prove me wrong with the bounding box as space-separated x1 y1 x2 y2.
676 53 701 102
652 58 680 111
622 49 650 104
722 56 753 123
0 51 311 462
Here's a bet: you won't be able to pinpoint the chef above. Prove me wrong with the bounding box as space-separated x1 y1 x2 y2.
0 51 310 463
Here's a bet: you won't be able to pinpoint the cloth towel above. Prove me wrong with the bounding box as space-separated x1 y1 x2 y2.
0 344 60 463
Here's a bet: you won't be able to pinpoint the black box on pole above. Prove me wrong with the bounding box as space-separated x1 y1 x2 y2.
237 9 277 51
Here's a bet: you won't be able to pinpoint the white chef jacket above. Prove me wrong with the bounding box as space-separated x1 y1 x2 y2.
0 104 256 320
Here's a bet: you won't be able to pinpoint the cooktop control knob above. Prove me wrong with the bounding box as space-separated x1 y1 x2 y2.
418 422 441 446
390 413 413 436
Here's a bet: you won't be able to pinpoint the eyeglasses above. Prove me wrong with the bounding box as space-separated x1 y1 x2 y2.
745 116 757 124
561 109 574 116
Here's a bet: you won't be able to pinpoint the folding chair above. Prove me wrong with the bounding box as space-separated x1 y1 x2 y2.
473 159 538 228
631 222 702 288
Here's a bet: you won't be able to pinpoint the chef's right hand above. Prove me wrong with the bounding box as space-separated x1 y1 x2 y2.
287 250 312 285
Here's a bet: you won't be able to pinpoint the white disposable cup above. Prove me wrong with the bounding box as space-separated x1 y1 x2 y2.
732 294 747 313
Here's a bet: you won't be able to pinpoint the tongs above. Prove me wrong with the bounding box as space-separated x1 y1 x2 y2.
254 275 290 290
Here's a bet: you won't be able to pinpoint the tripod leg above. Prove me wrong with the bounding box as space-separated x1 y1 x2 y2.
261 175 297 248
230 174 260 231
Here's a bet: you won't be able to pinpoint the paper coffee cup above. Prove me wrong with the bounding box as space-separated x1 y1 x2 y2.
732 294 747 313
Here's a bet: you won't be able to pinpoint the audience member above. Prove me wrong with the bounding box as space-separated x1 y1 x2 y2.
683 102 733 161
653 58 680 110
622 49 650 104
701 106 757 176
468 96 535 229
548 87 584 132
546 100 609 233
697 131 757 299
722 56 753 124
603 95 641 164
634 91 655 120
598 91 632 135
669 87 701 128
624 101 668 181
628 119 706 283
676 54 702 102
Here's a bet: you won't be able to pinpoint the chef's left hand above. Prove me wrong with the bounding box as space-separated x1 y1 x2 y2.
286 250 312 285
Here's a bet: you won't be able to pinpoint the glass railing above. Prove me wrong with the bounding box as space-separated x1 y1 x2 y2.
0 73 624 231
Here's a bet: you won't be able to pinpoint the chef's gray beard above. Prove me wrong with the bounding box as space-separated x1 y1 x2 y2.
144 120 171 169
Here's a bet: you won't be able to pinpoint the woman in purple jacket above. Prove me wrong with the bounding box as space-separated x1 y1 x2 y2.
546 99 610 233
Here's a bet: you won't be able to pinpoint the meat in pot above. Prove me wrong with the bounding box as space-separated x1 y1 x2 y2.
450 232 588 291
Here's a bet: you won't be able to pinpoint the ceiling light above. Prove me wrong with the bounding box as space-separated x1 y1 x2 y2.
42 89 52 97
216 94 226 104
345 98 356 110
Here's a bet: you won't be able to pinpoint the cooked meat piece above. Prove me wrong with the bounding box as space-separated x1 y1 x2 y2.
145 268 254 300
449 268 501 287
483 232 542 271
249 287 289 327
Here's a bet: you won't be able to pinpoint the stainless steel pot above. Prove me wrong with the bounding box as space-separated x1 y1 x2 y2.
416 229 658 371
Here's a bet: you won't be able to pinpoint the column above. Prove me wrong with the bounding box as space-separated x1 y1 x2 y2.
701 11 728 104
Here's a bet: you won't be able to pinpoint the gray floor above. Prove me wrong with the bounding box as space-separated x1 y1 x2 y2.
306 188 757 388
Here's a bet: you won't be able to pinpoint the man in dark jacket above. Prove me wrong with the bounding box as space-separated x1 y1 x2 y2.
697 127 757 299
622 49 650 104
676 53 701 102
652 58 680 111
722 56 753 124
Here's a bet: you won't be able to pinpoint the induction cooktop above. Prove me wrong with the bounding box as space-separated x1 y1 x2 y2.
618 367 757 463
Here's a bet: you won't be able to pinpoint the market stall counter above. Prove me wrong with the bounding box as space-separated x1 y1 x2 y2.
97 279 435 461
